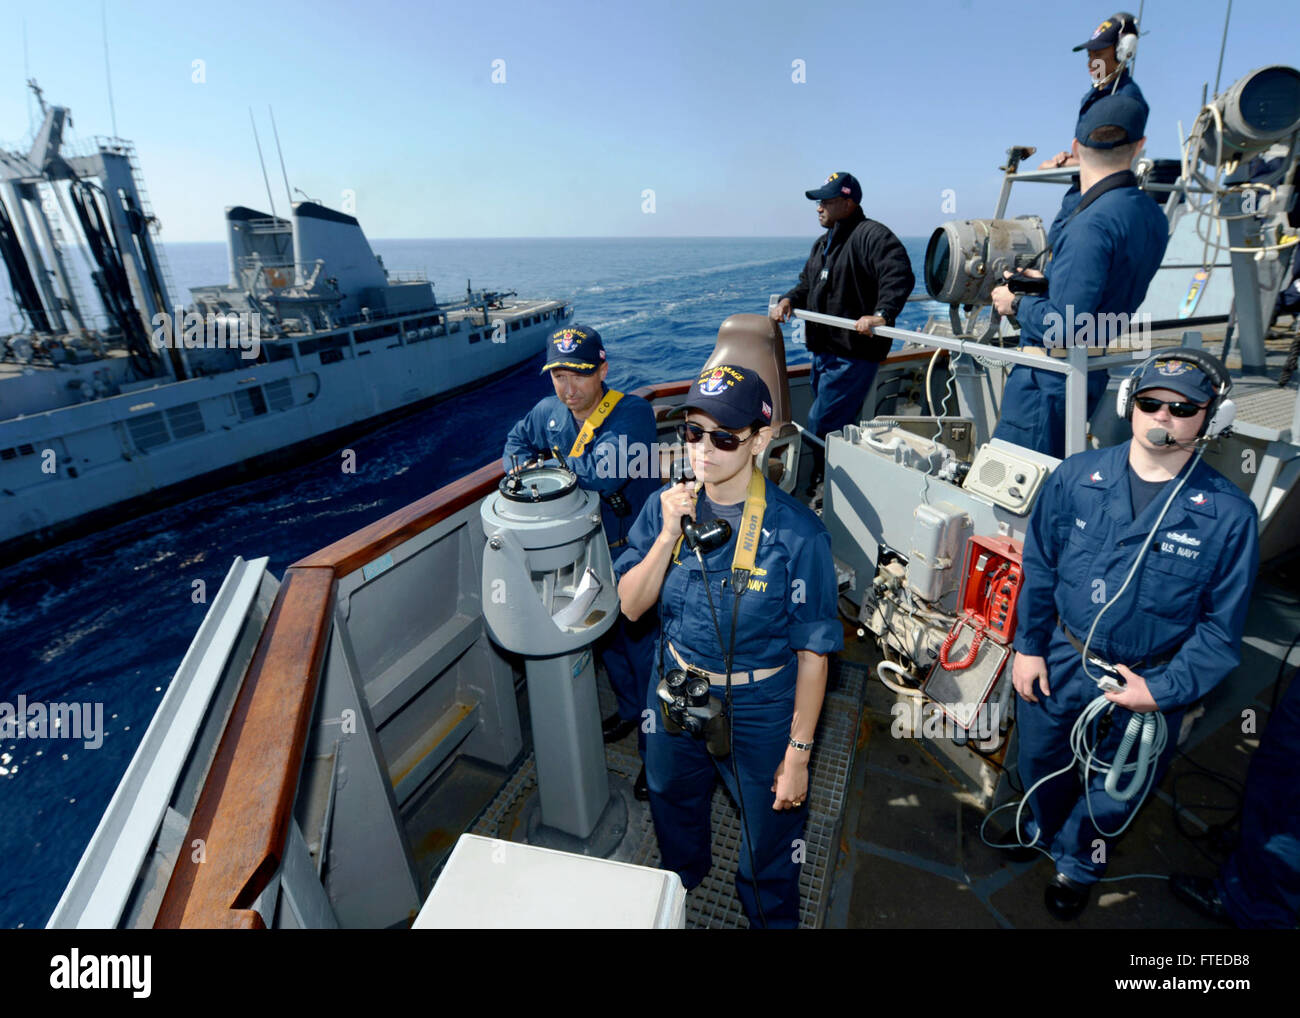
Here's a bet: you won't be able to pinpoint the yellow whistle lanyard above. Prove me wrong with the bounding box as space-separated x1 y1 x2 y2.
568 389 623 458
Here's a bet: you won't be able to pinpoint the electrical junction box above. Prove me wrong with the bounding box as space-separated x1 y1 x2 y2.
905 502 973 602
871 416 977 463
962 441 1049 515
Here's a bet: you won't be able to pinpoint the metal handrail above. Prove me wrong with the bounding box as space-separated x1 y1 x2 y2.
793 308 1137 457
1001 165 1215 195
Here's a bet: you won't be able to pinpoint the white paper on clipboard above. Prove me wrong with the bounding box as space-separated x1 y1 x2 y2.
552 568 602 629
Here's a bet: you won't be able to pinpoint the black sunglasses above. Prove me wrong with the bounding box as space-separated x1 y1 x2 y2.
1134 396 1205 418
676 421 754 452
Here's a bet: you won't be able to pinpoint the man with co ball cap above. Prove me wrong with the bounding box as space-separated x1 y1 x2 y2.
991 93 1168 460
1009 350 1259 920
770 171 914 493
615 365 841 927
502 324 659 790
1038 12 1148 247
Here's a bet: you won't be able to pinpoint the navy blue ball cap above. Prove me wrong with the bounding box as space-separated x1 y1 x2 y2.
542 323 606 374
1076 94 1148 148
805 171 862 204
1072 13 1135 52
678 364 773 430
1134 356 1217 403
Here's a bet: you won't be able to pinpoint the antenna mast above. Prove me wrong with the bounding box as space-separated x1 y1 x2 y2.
1213 0 1233 96
248 108 278 219
268 106 294 211
102 0 119 137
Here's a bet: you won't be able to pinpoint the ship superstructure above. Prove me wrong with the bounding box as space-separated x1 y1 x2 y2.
0 87 560 565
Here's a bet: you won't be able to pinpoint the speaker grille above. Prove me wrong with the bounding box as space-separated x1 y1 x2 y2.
979 459 1006 486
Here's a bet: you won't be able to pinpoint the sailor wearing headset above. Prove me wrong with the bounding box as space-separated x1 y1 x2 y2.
1008 349 1259 920
1038 11 1148 246
615 365 842 928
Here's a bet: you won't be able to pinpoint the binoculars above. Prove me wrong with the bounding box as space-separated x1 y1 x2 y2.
656 667 730 757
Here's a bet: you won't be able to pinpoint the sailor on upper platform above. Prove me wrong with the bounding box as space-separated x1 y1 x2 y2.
502 324 660 765
991 94 1168 459
1038 12 1149 245
615 365 842 927
1010 350 1260 920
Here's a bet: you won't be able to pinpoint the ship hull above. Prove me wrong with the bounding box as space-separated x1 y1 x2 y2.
0 315 552 568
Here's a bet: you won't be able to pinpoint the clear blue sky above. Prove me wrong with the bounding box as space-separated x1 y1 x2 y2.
2 0 1297 241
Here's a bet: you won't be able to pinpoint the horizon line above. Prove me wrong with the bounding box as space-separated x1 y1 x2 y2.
155 232 936 244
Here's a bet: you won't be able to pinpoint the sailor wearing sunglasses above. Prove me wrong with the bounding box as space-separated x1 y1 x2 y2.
502 324 661 768
615 365 842 928
1009 351 1260 920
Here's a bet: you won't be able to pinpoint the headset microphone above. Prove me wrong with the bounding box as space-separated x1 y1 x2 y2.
1146 427 1210 450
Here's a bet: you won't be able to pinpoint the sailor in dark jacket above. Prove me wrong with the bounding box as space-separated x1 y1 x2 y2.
770 172 914 488
992 95 1168 459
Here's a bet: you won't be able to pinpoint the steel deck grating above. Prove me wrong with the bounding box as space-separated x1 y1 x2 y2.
1233 385 1297 431
464 658 867 928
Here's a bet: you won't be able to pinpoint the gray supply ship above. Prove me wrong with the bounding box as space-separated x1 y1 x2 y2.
46 63 1300 929
0 86 561 567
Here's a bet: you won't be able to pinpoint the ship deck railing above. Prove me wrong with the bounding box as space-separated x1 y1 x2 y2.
133 368 822 927
797 309 1123 458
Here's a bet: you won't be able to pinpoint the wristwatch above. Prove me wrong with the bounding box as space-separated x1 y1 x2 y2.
788 736 814 752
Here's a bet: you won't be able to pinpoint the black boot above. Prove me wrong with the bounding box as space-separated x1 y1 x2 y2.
1044 872 1091 921
602 712 637 743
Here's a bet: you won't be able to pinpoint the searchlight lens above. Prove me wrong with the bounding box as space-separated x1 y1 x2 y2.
1204 65 1300 160
1238 67 1300 136
924 230 951 301
924 217 1047 305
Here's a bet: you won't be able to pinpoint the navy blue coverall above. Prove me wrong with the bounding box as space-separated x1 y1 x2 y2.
614 477 843 927
1217 669 1300 928
993 173 1168 459
1047 71 1149 250
1013 441 1259 885
503 389 661 725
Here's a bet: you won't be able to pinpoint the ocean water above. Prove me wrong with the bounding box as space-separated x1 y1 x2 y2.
0 235 936 928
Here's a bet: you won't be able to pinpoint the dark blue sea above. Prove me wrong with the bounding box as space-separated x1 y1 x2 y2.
0 235 935 928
